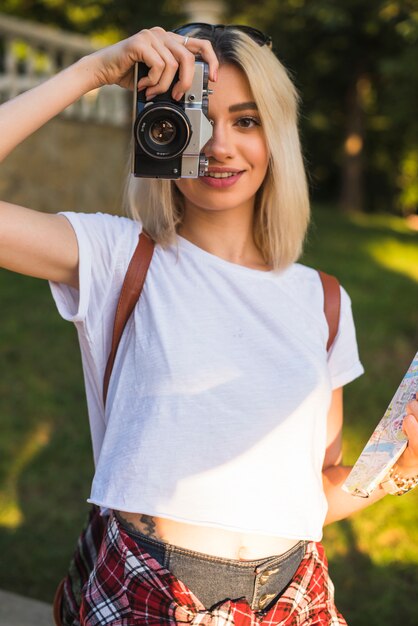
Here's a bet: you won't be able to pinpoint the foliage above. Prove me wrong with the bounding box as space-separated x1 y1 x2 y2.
225 0 418 213
0 207 417 626
0 0 185 41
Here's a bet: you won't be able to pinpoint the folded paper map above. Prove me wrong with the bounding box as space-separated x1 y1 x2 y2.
343 351 418 498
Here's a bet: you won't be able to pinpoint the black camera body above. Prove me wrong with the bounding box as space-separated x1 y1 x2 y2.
132 60 213 179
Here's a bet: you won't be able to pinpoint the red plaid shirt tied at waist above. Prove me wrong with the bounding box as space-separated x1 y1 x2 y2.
80 515 347 625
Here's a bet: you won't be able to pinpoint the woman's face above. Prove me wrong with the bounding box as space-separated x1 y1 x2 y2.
175 63 269 219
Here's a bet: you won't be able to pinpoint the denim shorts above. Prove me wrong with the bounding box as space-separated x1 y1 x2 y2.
116 514 306 612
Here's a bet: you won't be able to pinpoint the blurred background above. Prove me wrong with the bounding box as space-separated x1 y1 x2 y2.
0 1 417 625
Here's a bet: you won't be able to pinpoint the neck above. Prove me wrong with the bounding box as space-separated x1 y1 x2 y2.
178 204 270 271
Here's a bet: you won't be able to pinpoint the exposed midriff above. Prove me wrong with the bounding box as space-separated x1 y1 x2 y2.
116 510 300 560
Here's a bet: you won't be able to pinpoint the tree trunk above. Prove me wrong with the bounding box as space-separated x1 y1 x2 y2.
339 75 368 213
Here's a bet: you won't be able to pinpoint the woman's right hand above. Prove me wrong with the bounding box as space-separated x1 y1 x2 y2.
87 26 219 100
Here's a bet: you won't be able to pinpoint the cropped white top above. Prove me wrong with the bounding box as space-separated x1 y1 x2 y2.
50 212 364 541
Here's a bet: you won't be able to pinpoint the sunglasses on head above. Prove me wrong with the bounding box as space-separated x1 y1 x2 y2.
172 23 273 49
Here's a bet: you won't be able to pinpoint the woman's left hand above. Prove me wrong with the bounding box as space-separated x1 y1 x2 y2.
397 393 418 474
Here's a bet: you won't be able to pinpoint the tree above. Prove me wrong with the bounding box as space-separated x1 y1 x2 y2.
226 0 418 213
0 0 184 40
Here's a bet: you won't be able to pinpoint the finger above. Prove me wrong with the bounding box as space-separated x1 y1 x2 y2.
171 35 219 82
402 414 418 452
406 398 418 416
134 46 167 91
137 75 154 91
145 60 169 92
164 44 196 100
145 46 181 98
398 410 418 471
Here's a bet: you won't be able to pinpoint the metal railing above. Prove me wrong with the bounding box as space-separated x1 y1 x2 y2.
0 12 130 126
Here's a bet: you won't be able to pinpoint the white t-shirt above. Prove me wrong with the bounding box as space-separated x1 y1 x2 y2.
50 211 364 541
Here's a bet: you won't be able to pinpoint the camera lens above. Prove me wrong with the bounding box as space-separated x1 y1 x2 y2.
135 104 191 159
149 120 177 145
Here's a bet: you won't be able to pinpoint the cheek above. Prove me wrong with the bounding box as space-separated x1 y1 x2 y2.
252 139 269 179
175 179 196 200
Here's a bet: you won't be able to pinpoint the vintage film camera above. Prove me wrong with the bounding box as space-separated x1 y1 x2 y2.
132 59 213 178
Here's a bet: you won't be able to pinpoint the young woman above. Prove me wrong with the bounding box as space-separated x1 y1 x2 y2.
1 23 418 625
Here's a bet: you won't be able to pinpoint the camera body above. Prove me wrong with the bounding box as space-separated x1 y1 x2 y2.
132 60 213 179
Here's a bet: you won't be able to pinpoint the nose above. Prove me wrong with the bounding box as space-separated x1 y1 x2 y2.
203 121 235 162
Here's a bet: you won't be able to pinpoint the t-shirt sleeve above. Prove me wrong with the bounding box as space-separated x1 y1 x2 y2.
49 212 141 328
327 285 364 389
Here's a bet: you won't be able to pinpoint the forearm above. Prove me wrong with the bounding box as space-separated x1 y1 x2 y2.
322 464 386 525
0 55 98 162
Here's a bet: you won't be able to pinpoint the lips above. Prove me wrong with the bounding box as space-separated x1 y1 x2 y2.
201 169 245 189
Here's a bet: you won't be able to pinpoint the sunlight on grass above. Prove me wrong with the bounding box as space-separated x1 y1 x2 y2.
0 494 23 528
0 422 52 529
348 211 415 235
325 492 418 568
366 239 418 282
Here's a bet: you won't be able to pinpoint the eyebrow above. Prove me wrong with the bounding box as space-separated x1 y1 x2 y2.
228 101 258 112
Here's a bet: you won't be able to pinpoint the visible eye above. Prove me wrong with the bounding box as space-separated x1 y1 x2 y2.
235 116 261 129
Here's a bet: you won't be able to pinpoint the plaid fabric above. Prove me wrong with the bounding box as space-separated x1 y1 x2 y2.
79 515 347 625
60 506 108 626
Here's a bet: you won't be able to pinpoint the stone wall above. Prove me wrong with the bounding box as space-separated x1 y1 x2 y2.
0 117 131 215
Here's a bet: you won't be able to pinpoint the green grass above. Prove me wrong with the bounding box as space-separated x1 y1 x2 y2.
0 206 417 624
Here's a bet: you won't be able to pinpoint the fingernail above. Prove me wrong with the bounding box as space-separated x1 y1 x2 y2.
173 91 184 101
213 69 218 82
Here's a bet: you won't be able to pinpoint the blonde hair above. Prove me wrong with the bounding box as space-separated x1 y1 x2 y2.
126 29 310 270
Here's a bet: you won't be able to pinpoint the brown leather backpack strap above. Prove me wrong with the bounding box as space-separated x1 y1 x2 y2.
318 270 341 352
103 231 155 405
